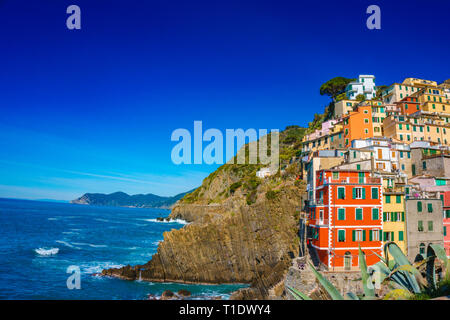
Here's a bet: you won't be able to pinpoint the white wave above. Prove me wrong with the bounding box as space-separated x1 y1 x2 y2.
55 240 81 249
95 218 110 223
47 218 58 221
152 241 162 246
143 218 189 225
35 247 59 256
81 262 125 274
72 242 108 248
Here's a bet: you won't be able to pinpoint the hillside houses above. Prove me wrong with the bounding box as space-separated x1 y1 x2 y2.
302 76 450 269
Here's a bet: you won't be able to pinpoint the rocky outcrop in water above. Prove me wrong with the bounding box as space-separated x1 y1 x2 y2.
103 127 307 299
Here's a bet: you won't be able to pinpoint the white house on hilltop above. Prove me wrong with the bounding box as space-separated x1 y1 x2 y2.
345 75 377 100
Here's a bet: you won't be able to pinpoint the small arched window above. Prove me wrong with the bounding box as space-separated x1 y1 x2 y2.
419 243 426 255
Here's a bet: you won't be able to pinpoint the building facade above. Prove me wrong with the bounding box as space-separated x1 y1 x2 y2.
307 169 383 271
405 198 444 261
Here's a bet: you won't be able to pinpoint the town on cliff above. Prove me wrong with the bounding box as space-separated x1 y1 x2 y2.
103 75 450 300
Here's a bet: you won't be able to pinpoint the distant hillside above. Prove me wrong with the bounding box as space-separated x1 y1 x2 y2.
70 190 194 209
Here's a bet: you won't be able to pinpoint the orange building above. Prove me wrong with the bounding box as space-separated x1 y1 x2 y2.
343 105 374 148
307 169 383 271
397 96 421 115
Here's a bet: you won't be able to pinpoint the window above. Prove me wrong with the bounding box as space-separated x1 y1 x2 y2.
353 229 365 242
332 172 339 180
352 187 365 199
446 210 450 219
386 195 391 203
369 229 379 241
338 208 345 220
338 230 346 242
445 227 447 237
419 243 425 255
355 208 363 220
417 201 422 212
372 208 379 220
422 161 427 170
371 187 378 199
396 195 401 203
418 220 424 232
427 203 433 213
356 164 361 170
428 221 433 231
399 231 404 241
338 187 345 199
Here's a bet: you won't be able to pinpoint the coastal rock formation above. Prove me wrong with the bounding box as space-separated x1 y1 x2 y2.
103 127 307 299
71 190 193 209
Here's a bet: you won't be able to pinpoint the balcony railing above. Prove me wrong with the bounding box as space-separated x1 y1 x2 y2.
310 219 329 226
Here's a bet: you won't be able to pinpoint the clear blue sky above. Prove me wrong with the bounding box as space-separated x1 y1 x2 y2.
0 0 449 200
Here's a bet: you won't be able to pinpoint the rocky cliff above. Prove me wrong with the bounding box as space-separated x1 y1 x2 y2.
102 127 307 299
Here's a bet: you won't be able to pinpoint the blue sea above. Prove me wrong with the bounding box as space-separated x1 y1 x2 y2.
0 198 247 300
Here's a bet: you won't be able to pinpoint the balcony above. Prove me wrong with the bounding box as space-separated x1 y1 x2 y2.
306 199 324 206
310 218 329 226
323 177 381 185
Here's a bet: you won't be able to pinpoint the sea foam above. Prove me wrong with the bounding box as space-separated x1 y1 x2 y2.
143 218 188 225
35 248 59 256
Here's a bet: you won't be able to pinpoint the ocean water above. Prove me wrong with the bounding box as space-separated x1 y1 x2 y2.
0 198 247 300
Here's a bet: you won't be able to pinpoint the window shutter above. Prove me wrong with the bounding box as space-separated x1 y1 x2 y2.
352 230 356 242
363 230 366 241
362 188 366 199
399 231 404 241
352 188 356 199
391 232 394 241
383 212 387 222
417 201 422 212
402 212 405 221
379 230 383 240
369 230 373 241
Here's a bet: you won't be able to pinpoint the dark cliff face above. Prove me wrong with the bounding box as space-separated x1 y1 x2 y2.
102 127 307 299
103 172 305 299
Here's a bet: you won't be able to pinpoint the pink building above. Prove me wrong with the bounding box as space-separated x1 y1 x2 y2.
443 191 450 257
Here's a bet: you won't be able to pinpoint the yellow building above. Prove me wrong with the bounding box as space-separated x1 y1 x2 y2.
421 113 450 145
382 78 438 104
413 87 450 115
329 121 344 149
383 190 407 257
334 99 359 118
383 114 419 143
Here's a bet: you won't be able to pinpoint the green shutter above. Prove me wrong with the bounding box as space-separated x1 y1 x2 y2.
383 212 387 222
386 195 391 203
369 230 373 241
352 230 356 242
352 188 356 199
362 188 366 199
372 208 379 220
379 230 383 240
427 203 433 212
402 212 405 221
338 208 345 220
417 201 422 212
391 232 394 241
362 230 366 241
372 188 378 199
399 231 404 241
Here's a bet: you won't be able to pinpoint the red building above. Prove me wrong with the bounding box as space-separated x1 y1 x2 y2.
307 169 383 271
